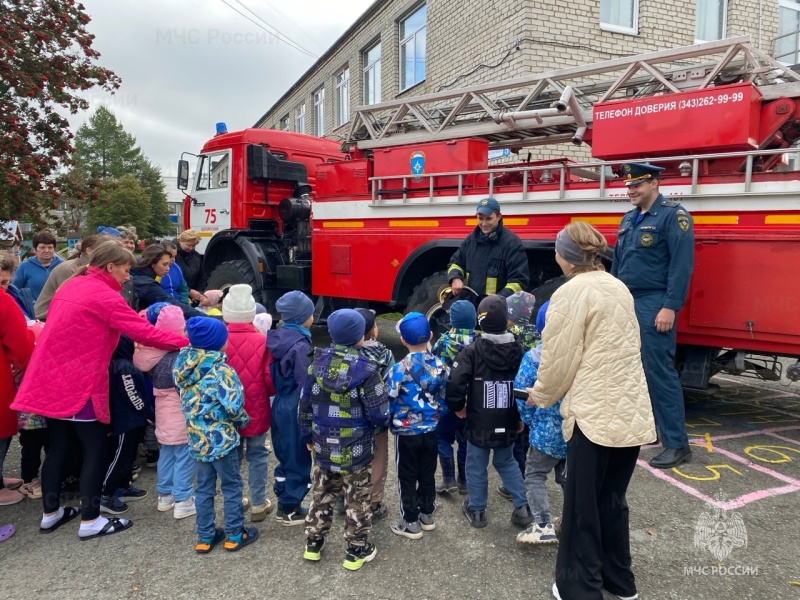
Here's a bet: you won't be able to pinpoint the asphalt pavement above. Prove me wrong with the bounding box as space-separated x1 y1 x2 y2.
1 317 798 599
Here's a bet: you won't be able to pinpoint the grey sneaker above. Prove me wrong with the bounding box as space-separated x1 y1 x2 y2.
371 502 388 521
462 498 487 528
511 504 535 527
419 512 435 531
390 519 423 540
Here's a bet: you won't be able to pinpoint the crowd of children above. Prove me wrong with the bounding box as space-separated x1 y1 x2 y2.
4 282 570 570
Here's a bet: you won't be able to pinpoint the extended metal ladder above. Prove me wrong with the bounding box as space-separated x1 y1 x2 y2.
345 36 800 152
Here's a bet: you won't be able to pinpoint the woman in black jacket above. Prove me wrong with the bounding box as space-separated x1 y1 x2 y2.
130 244 203 320
175 230 207 303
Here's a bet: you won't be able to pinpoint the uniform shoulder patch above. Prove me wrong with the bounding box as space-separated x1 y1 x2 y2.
660 200 680 208
677 214 691 231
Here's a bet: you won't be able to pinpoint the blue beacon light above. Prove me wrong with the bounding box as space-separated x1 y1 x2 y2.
215 122 228 135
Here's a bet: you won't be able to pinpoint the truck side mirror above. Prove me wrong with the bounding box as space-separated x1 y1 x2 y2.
177 160 190 190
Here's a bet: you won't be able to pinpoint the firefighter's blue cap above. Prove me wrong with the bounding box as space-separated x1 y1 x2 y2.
621 163 665 186
476 197 501 215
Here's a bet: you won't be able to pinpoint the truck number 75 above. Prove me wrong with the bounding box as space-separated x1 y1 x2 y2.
204 208 217 224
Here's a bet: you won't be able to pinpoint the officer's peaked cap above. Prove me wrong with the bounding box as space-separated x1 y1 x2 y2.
621 163 665 186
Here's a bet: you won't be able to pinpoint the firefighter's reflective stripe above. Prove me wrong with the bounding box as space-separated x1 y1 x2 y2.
448 263 465 277
486 277 497 295
504 282 522 294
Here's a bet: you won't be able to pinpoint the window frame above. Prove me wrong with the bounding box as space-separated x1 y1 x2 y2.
334 66 350 128
279 114 290 132
363 40 382 105
313 86 325 137
694 0 727 43
295 104 305 134
398 3 427 92
599 0 639 35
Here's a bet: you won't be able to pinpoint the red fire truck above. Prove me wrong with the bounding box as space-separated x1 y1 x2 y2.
178 36 800 390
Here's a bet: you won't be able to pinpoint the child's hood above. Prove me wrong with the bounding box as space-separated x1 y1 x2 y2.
403 352 447 394
173 347 227 388
312 346 378 392
267 327 308 360
475 335 523 371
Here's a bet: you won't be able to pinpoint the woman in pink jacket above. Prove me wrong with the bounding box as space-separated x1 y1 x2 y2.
222 284 276 522
12 241 189 540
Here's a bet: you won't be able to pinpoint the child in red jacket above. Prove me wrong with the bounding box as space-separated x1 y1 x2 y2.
222 284 276 522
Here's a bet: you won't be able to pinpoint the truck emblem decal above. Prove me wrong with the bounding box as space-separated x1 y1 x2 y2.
410 150 426 181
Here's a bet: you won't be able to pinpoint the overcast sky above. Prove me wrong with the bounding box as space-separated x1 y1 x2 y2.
71 0 374 179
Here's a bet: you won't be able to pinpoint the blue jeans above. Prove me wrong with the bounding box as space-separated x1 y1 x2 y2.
195 450 244 537
238 433 270 506
156 444 197 502
436 412 467 465
465 441 527 511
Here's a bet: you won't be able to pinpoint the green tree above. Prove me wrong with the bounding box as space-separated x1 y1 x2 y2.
87 175 152 237
138 159 173 237
74 106 142 179
0 0 120 224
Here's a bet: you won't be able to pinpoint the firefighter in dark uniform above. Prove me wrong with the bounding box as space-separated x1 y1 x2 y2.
611 163 694 469
448 197 529 301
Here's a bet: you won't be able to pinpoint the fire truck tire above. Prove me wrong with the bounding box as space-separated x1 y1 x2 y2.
206 259 258 293
405 271 452 339
531 276 566 315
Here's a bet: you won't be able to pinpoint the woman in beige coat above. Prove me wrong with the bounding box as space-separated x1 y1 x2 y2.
526 222 656 600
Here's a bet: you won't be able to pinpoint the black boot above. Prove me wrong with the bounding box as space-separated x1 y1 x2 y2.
436 455 457 493
457 460 467 495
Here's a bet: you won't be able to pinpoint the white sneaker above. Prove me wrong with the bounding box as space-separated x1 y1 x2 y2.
157 494 175 512
517 522 558 544
552 583 562 600
173 497 196 519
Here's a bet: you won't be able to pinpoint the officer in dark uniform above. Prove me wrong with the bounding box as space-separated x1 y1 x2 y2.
448 197 529 301
611 163 694 469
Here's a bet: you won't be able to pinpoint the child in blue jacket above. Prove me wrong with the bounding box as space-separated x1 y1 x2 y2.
267 290 315 525
513 301 567 545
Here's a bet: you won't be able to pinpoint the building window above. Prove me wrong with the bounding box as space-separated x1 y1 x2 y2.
363 42 381 105
335 67 350 127
295 104 305 134
778 0 800 64
695 0 726 42
279 115 290 131
399 4 426 91
599 0 638 35
313 87 325 136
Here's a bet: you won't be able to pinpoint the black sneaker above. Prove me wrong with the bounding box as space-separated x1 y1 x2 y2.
462 498 487 528
496 484 513 500
275 505 308 526
343 543 377 571
100 494 129 515
117 486 148 502
457 479 468 495
303 537 325 561
371 503 388 521
145 449 159 468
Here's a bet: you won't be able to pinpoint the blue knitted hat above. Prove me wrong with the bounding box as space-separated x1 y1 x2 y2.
275 290 315 324
536 300 550 337
186 317 228 351
145 302 171 325
449 300 477 330
328 309 366 346
397 312 431 345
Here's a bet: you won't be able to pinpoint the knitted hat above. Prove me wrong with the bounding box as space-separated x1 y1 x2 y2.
253 313 273 335
396 312 431 345
477 295 508 334
276 290 315 325
506 291 536 325
186 316 228 351
536 300 550 337
155 305 185 335
145 302 171 325
255 302 267 315
449 300 477 330
355 308 377 336
328 309 365 346
97 226 122 237
222 284 256 323
204 289 223 308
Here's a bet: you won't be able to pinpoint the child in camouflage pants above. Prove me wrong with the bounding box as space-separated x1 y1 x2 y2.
298 309 390 571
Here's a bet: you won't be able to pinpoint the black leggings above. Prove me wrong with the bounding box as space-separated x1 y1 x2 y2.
19 428 50 483
42 418 109 521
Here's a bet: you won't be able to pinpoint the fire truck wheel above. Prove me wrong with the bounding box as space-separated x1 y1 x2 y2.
406 271 452 340
531 276 566 314
206 259 258 294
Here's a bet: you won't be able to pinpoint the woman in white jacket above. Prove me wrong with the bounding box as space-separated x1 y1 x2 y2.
527 222 656 600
